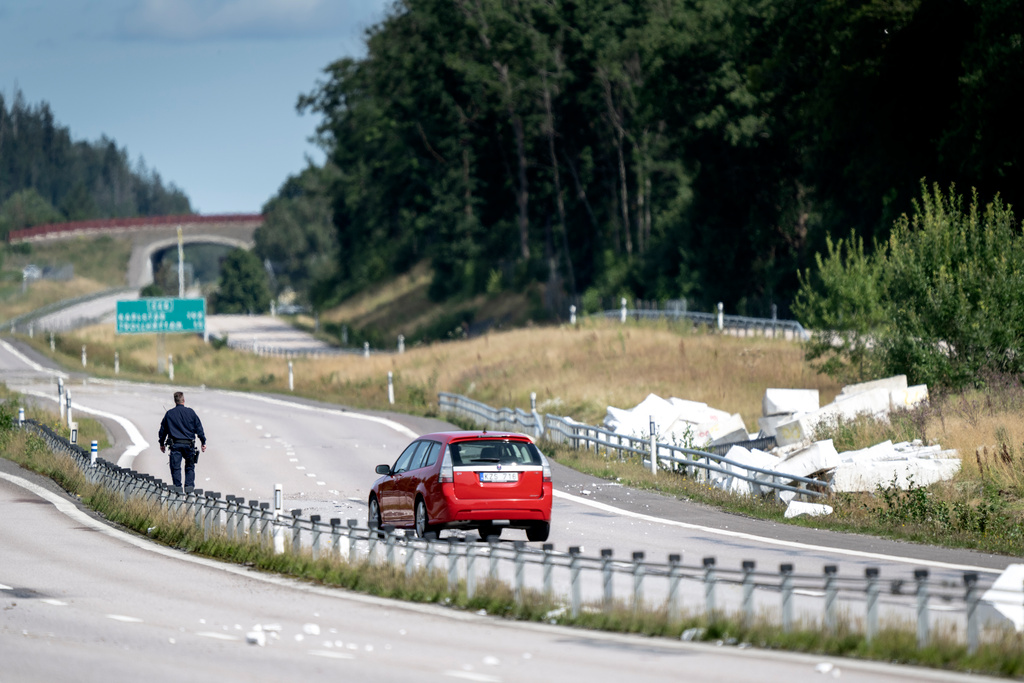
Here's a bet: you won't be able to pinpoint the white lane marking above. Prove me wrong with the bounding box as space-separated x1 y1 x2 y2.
107 614 143 623
552 489 998 574
22 389 149 469
308 650 354 660
197 631 241 641
444 671 501 683
0 339 67 378
41 599 68 606
218 390 418 439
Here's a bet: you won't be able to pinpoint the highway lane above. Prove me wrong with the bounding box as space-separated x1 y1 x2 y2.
0 338 1012 628
0 461 996 683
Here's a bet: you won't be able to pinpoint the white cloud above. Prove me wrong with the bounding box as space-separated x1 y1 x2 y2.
118 0 385 41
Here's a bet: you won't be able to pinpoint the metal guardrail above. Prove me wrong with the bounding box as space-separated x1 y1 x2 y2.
3 286 135 334
438 392 827 501
16 416 1001 653
599 306 810 341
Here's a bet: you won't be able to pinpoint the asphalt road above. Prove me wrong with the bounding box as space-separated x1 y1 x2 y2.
0 336 1013 681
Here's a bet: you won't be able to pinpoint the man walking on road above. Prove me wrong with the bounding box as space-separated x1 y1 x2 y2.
159 391 207 492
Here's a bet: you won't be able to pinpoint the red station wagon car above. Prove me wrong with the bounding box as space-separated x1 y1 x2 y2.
369 431 553 542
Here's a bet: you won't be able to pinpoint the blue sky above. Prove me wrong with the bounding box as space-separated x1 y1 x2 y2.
0 0 390 214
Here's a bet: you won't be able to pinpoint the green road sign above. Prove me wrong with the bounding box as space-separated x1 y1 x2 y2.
116 298 205 334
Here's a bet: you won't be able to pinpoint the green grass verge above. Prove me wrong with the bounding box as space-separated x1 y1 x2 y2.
2 399 1024 677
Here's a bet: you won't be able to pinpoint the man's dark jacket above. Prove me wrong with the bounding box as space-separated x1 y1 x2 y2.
159 404 206 448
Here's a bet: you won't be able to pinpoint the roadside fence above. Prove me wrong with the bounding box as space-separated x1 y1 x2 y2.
597 299 810 341
4 287 135 335
438 392 827 502
16 417 1007 653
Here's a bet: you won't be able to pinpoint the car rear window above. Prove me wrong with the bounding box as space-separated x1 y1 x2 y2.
449 440 543 466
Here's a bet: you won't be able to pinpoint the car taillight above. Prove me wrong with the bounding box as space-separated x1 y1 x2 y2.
542 454 552 483
439 449 453 483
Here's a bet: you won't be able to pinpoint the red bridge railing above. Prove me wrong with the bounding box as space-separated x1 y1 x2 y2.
7 213 263 243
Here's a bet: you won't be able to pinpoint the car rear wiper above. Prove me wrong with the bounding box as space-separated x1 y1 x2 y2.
470 458 501 463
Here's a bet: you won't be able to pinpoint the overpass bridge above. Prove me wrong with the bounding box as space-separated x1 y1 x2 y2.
7 213 262 287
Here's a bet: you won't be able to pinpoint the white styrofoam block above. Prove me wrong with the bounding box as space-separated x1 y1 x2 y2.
668 397 729 425
839 374 907 397
831 458 960 492
832 387 892 418
710 446 781 495
776 439 840 478
762 388 819 417
838 440 896 463
695 413 747 446
758 413 795 438
978 564 1024 631
890 384 929 411
784 500 834 518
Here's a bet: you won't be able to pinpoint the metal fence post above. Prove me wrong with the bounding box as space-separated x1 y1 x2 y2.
235 497 246 539
915 569 930 649
569 546 582 618
330 518 341 560
542 543 554 598
703 557 717 621
406 537 419 577
424 533 437 574
742 560 756 628
780 564 794 633
632 552 645 611
347 519 359 564
385 527 397 565
311 515 322 560
224 496 236 540
865 568 880 644
466 543 478 598
368 524 380 565
514 541 526 605
259 503 271 546
601 549 614 611
291 510 303 554
488 538 500 581
964 572 979 655
668 554 682 622
824 565 838 634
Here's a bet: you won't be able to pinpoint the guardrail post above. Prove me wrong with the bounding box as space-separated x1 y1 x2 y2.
466 543 478 598
347 519 359 564
424 533 437 573
236 498 246 539
406 536 419 577
632 551 645 611
513 541 526 605
542 543 554 597
964 572 979 654
488 538 500 581
703 557 717 621
290 509 303 554
248 501 259 540
311 515 322 560
865 567 879 644
386 526 397 565
601 549 614 611
367 523 380 564
668 554 682 622
224 496 235 540
259 502 271 547
569 546 582 618
330 518 341 560
824 565 838 634
741 560 755 628
780 564 794 633
447 539 461 591
915 569 930 649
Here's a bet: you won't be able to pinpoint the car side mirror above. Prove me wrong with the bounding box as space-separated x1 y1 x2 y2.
375 464 392 476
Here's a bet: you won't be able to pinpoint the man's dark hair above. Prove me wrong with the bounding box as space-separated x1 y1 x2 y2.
174 391 184 405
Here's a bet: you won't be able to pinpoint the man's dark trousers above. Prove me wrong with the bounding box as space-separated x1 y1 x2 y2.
168 444 196 488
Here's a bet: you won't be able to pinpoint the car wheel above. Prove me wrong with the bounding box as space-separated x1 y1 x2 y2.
478 524 501 541
526 522 550 543
368 496 382 529
414 499 433 538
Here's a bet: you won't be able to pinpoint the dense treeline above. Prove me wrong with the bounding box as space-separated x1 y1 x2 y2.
263 0 1021 319
0 90 192 239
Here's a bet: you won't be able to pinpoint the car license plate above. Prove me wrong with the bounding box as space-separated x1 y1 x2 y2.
480 472 519 483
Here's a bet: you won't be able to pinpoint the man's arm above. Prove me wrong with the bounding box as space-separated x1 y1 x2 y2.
158 414 168 453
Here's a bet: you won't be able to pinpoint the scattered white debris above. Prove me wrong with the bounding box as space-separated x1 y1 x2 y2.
303 623 320 635
483 656 500 666
785 501 834 518
681 627 706 641
246 631 266 646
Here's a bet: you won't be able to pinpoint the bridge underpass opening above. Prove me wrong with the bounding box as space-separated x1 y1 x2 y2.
148 242 240 296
